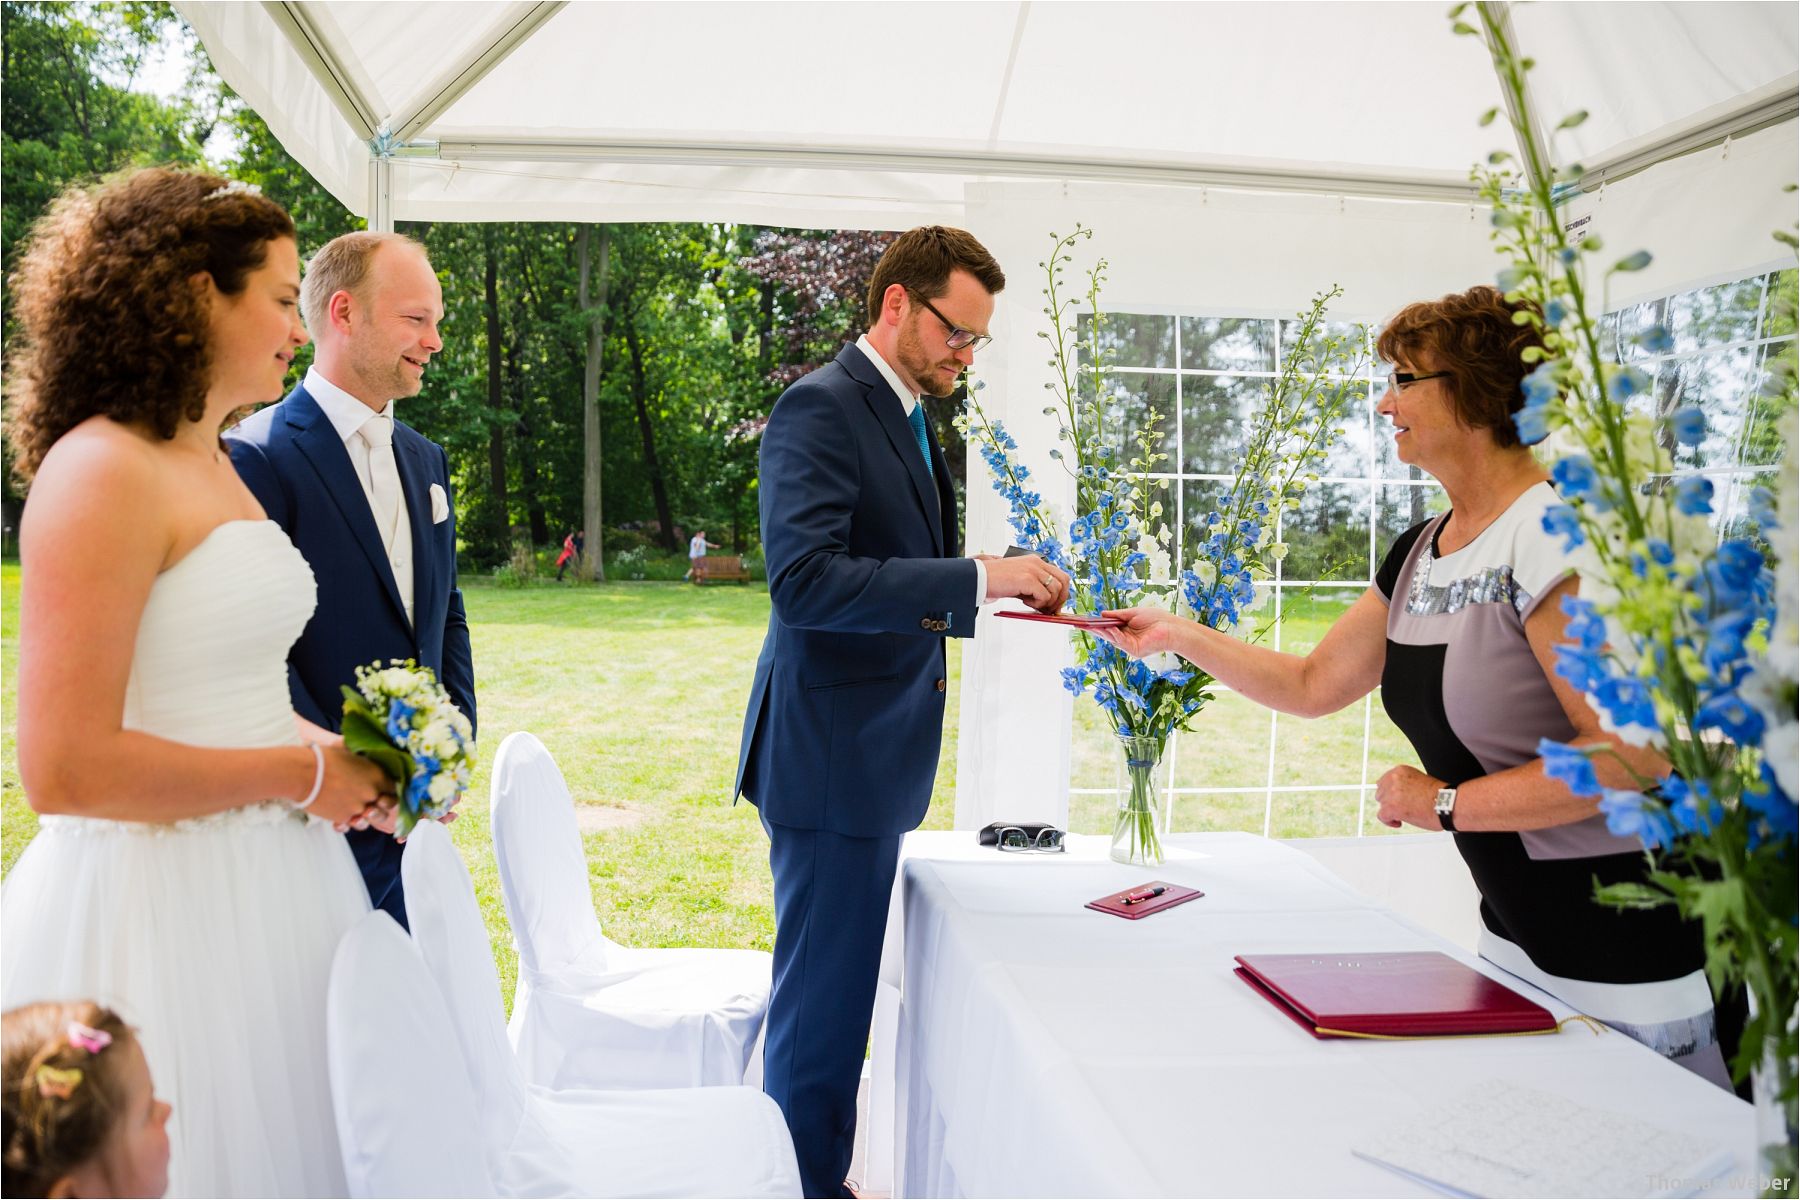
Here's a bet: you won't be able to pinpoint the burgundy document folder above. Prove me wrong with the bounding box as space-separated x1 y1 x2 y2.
994 610 1125 629
1233 951 1556 1039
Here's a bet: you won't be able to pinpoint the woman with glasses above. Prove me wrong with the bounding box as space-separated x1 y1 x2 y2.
1097 284 1730 1088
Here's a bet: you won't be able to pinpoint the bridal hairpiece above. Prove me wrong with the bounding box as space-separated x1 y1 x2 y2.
205 179 262 202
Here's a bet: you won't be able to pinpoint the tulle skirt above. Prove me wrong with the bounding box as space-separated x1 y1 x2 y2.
1 802 370 1197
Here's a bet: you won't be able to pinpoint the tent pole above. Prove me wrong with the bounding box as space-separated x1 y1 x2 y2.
260 1 379 141
369 155 395 234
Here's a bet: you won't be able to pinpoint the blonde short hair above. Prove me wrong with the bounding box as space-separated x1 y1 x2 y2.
300 231 426 333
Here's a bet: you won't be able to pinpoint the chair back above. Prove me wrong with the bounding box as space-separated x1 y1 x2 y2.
326 911 497 1198
401 821 581 1197
490 731 609 978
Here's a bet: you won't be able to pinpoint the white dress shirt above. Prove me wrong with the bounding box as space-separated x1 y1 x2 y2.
305 366 416 626
853 336 986 609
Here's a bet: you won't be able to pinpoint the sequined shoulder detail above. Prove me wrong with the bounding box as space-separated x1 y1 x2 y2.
1405 531 1534 618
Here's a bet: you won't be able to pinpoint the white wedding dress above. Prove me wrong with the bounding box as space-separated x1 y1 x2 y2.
1 520 370 1198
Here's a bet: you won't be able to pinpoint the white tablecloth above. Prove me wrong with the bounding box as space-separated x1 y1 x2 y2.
865 831 1755 1198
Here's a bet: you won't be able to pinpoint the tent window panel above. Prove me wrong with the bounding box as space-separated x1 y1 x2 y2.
1637 348 1760 471
1377 483 1450 558
1279 482 1373 583
1279 318 1371 378
1743 343 1792 466
1315 379 1375 480
1266 789 1363 840
1180 316 1276 373
1180 374 1269 474
1076 312 1175 370
1078 371 1177 469
1670 276 1766 353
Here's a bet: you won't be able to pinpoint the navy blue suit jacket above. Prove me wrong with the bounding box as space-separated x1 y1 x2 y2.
226 383 475 921
735 343 976 837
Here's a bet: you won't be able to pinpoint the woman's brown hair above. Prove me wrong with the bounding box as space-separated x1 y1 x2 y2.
2 1002 134 1197
6 167 296 482
1376 285 1546 449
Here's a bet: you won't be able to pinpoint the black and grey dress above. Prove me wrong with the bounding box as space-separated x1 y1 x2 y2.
1376 480 1726 1086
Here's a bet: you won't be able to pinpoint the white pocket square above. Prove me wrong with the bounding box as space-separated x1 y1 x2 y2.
429 483 450 524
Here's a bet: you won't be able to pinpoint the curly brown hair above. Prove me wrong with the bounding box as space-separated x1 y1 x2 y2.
6 167 296 483
1376 285 1546 450
3 1001 134 1197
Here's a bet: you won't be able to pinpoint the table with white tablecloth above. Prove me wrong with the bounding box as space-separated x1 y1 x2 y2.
863 831 1754 1198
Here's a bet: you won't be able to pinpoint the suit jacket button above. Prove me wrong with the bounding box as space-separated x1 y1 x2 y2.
920 618 932 630
935 678 946 692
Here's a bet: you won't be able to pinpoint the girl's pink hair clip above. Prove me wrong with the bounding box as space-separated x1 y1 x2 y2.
67 1022 113 1054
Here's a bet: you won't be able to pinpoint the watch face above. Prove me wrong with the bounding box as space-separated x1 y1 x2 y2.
1434 789 1455 814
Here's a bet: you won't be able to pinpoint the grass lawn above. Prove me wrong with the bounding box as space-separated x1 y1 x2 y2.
1 566 1422 1010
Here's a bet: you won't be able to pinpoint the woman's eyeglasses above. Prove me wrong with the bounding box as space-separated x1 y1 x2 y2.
1387 370 1451 392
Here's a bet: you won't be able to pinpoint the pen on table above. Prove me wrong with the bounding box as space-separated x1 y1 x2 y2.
1120 886 1167 906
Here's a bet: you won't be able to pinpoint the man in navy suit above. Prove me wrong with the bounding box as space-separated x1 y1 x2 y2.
228 232 475 929
736 227 1070 1197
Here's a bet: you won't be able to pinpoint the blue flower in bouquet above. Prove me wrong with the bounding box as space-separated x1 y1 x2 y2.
1593 675 1657 732
1541 504 1586 551
1669 405 1707 446
1550 456 1607 507
1638 324 1674 354
1673 476 1714 516
1607 367 1648 401
1742 762 1800 843
1660 775 1718 836
1599 788 1675 849
1695 691 1765 745
1538 738 1600 797
340 659 475 837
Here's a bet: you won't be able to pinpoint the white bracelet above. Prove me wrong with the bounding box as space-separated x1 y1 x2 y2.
293 743 325 811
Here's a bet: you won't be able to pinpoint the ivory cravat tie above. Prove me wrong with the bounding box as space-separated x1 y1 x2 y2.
359 415 402 552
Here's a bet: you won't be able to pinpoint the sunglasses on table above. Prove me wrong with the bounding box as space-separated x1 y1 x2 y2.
995 826 1066 853
909 291 993 353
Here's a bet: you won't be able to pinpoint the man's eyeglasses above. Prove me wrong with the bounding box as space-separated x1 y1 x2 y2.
995 826 1065 853
1387 370 1451 392
910 291 993 354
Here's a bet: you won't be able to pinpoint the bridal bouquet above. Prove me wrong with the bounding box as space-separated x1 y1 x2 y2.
1455 4 1796 1177
958 226 1363 863
340 659 475 838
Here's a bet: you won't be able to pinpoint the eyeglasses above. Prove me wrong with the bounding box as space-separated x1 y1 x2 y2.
1386 370 1451 392
995 826 1066 853
910 291 993 353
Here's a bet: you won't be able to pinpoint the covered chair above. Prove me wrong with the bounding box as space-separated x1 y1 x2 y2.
326 911 498 1199
401 821 801 1198
488 730 772 1090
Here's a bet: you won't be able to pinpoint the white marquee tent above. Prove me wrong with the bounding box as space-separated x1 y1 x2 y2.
179 0 1798 850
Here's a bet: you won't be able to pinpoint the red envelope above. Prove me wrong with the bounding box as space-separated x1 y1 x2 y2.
995 610 1124 629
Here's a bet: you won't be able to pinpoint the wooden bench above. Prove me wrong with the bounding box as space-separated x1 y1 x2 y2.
692 554 751 585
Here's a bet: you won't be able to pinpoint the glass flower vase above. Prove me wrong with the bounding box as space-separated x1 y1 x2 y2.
1111 732 1169 865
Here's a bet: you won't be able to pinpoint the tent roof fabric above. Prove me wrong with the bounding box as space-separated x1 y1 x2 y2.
179 0 1797 229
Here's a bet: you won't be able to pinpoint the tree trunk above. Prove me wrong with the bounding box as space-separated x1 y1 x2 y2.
578 224 611 581
482 229 514 551
624 322 677 551
504 290 550 546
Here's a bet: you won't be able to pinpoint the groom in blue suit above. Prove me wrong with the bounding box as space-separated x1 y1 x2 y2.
736 227 1070 1197
228 232 475 929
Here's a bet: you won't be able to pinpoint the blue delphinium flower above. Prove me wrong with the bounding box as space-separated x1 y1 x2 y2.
1538 738 1600 797
1695 692 1765 745
1607 367 1648 401
1661 775 1718 836
1669 405 1706 446
1672 475 1713 516
386 697 416 743
1599 788 1674 849
1638 324 1674 354
1541 504 1585 551
1550 456 1601 502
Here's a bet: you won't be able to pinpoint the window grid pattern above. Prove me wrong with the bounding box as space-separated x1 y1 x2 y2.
1066 269 1796 841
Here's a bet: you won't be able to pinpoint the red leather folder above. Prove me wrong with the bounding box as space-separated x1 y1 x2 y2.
1233 951 1556 1039
1086 881 1203 919
994 610 1124 629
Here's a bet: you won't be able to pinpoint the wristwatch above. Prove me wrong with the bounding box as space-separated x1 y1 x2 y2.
1434 786 1458 832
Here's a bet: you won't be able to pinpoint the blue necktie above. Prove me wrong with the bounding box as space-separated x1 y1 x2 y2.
907 404 933 477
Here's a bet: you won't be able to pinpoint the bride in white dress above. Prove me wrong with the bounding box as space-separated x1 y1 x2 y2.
1 169 393 1197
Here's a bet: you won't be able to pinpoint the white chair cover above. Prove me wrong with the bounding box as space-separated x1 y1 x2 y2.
489 731 773 1090
402 821 802 1198
326 911 498 1199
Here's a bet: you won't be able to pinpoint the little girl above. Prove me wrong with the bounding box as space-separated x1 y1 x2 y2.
2 1003 170 1198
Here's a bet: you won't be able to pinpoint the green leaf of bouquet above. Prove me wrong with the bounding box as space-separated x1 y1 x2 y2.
340 710 413 783
1593 880 1671 910
1477 106 1499 127
1556 109 1589 130
1613 249 1653 272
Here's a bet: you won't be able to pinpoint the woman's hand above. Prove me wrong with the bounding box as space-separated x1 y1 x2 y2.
1374 764 1445 830
305 745 395 833
1094 607 1184 659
